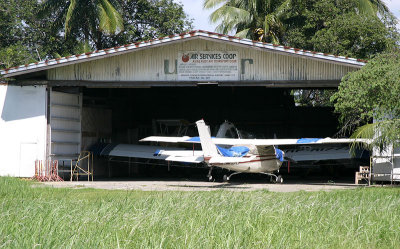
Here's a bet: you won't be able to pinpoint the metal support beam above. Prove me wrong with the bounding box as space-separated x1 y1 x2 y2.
46 87 51 160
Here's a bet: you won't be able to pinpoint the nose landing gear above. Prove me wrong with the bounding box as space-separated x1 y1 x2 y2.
207 167 214 182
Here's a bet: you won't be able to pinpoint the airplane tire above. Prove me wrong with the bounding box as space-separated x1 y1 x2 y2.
223 175 229 182
276 175 283 184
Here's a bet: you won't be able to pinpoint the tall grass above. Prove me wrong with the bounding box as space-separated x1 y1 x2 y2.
0 177 399 248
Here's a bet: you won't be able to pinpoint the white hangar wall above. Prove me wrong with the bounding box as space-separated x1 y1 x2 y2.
0 85 47 177
46 39 358 82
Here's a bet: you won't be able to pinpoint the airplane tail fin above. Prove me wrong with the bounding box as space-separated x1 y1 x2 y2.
196 120 220 158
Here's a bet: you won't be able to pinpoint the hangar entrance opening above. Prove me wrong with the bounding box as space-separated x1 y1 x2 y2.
52 86 364 181
81 87 339 139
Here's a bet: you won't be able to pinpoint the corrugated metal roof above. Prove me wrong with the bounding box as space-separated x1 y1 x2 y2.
0 30 367 78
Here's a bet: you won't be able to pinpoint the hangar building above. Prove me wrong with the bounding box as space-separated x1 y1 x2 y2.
0 30 366 178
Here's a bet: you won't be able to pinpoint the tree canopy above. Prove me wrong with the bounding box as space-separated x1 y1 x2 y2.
0 0 192 70
38 0 124 50
283 0 398 59
205 0 397 59
331 51 400 148
109 0 193 49
204 0 290 44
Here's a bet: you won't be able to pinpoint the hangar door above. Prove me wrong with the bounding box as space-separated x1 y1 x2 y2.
0 85 47 177
50 90 82 161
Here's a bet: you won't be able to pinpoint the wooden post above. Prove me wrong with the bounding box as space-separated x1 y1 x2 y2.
87 153 90 182
91 153 94 181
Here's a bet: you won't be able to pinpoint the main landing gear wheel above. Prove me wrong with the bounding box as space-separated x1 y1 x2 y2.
223 175 229 182
276 175 283 184
261 172 282 184
208 175 213 182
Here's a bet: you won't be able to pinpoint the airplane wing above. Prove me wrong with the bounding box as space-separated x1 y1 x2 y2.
285 146 352 162
99 143 203 163
140 136 370 146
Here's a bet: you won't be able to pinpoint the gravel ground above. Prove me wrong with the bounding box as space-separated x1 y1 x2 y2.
42 179 362 192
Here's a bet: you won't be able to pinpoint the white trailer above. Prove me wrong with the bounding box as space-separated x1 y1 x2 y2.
371 146 400 183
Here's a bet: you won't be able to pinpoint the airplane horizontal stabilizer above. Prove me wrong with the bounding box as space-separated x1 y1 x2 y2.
208 155 257 164
165 155 204 163
140 136 191 143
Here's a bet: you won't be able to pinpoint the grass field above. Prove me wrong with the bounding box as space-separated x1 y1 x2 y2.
1 177 400 248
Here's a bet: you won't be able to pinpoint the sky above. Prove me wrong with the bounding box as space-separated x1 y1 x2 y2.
174 0 400 32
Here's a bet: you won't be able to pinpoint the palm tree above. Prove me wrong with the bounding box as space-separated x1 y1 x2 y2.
204 0 390 45
349 119 400 154
204 0 290 44
356 0 389 16
38 0 123 49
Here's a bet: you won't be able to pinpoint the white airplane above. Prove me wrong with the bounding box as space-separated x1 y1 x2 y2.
98 120 240 162
140 119 370 183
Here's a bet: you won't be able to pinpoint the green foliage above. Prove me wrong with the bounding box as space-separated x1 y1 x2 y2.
0 0 37 48
0 43 35 69
38 0 124 49
312 13 396 59
292 89 335 107
204 0 396 53
349 120 400 152
355 0 389 15
283 0 355 48
283 0 397 59
0 0 192 70
38 0 192 50
285 0 398 107
110 0 193 47
332 52 400 148
204 0 290 44
1 177 400 248
145 0 193 37
0 0 81 68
